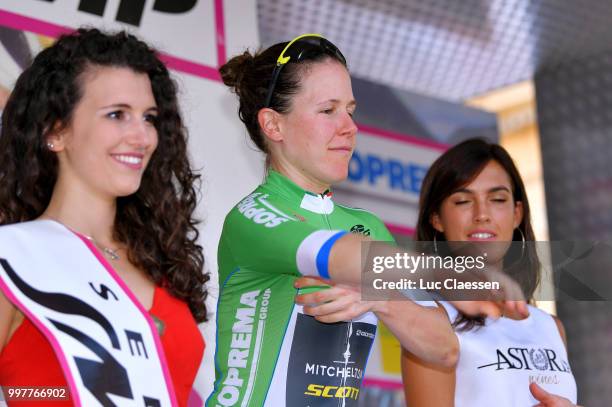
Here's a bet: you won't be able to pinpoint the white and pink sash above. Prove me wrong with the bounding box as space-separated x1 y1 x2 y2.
0 220 177 406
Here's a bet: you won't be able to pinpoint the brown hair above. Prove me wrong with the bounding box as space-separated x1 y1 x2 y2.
219 40 347 156
416 138 540 330
0 28 208 322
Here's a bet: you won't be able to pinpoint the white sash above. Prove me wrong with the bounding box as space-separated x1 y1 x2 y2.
0 220 178 407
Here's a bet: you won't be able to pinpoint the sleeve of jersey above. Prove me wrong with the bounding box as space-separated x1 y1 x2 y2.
221 206 347 277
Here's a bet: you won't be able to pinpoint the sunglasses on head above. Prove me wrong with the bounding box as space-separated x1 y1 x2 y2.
264 33 346 108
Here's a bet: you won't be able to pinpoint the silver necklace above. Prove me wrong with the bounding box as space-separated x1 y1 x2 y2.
84 235 121 261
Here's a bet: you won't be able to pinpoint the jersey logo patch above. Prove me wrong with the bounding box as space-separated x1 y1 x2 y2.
237 193 295 228
350 224 371 236
286 314 375 405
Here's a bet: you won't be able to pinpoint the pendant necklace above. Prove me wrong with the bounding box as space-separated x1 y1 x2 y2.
81 234 121 261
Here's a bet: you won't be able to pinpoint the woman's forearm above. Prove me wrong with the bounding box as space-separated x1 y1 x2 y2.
372 300 458 368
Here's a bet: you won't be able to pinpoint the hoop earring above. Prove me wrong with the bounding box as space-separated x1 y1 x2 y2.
433 232 438 254
517 228 526 259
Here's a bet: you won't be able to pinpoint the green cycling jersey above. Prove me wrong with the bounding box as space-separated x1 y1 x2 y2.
208 170 394 407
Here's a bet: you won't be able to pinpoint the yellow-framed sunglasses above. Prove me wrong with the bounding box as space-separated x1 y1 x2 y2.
264 33 346 108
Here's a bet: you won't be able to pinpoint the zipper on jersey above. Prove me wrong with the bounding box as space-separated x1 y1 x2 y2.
319 191 333 230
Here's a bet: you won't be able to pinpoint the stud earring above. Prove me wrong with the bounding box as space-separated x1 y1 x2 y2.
47 142 54 149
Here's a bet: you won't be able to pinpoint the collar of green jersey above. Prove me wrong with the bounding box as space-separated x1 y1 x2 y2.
265 170 333 200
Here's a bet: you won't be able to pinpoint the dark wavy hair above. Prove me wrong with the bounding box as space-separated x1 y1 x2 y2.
416 138 540 330
0 28 208 322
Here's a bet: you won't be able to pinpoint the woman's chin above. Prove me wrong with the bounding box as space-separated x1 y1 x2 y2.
109 182 143 198
324 166 350 186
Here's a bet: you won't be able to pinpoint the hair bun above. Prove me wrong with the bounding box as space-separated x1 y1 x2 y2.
219 51 255 94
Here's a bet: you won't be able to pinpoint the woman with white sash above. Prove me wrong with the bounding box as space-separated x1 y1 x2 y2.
401 139 580 407
0 29 207 406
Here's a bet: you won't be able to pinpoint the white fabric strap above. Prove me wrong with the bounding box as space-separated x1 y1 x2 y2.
399 288 438 308
437 300 460 320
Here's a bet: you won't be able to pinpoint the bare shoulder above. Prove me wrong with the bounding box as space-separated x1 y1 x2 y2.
0 289 17 351
551 314 568 348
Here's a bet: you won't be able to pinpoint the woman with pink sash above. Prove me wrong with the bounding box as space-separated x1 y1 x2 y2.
0 28 207 406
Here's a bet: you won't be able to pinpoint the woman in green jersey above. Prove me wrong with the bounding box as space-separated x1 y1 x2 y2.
207 34 525 407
